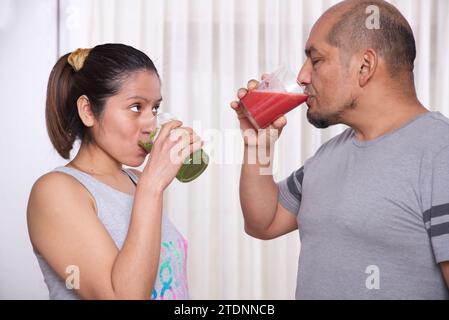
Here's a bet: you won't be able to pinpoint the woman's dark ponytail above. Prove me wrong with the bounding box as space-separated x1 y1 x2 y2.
45 53 80 159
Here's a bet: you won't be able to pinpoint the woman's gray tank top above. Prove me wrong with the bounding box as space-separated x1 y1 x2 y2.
34 166 189 299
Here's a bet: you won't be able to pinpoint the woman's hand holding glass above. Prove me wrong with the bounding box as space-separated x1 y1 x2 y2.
141 120 204 192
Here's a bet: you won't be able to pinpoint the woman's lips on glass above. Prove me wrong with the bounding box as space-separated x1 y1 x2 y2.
138 128 159 153
138 140 154 153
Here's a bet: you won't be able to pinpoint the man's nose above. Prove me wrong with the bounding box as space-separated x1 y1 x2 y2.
297 60 312 87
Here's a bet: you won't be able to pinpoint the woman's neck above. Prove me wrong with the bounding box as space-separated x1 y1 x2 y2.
67 141 122 177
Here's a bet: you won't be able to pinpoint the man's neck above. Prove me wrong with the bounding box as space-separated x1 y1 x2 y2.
343 94 428 142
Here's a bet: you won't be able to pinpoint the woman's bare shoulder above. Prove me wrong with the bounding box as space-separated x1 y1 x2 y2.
28 170 96 219
30 171 85 197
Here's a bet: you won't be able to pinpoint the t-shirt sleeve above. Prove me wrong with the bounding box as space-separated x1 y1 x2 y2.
277 166 304 216
425 145 449 263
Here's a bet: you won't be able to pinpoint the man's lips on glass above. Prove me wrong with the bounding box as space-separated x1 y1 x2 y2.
306 94 315 105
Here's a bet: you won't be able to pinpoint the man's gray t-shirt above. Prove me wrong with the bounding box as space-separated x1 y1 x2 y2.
278 112 449 299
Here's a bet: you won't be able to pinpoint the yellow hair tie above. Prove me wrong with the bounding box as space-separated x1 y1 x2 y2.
67 48 92 72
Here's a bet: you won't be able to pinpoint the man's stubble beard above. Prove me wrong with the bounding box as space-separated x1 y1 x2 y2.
306 96 358 129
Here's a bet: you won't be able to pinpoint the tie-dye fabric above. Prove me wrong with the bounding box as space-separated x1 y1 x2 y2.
151 231 189 300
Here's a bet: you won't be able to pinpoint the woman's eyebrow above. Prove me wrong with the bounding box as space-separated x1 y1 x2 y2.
127 96 163 103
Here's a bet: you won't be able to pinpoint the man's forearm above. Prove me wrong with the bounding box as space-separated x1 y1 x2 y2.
240 146 279 233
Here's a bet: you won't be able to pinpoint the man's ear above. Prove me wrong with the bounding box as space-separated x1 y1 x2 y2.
359 49 378 87
76 95 95 127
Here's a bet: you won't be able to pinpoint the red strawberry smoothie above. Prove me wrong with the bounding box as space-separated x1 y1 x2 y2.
240 91 308 129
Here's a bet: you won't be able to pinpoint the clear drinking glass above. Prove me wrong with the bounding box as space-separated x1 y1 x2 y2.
239 65 309 129
138 112 209 183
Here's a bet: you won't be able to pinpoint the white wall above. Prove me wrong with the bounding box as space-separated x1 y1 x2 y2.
0 0 63 299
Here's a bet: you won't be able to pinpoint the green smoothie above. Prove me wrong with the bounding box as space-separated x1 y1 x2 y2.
138 128 209 183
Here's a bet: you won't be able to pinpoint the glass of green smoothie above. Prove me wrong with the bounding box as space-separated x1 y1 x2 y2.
138 112 209 183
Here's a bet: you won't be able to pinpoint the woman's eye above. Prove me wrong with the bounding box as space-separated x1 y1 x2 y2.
130 105 141 113
152 105 160 114
312 59 320 66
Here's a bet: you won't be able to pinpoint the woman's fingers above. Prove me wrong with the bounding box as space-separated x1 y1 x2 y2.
165 128 203 163
180 140 204 162
157 120 183 141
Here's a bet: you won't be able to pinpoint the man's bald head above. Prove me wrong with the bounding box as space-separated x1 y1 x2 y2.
324 0 416 75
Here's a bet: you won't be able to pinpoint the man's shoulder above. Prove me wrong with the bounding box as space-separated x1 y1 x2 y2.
424 112 449 133
415 112 449 152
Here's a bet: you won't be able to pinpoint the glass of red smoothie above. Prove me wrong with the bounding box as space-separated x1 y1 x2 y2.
239 66 308 129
